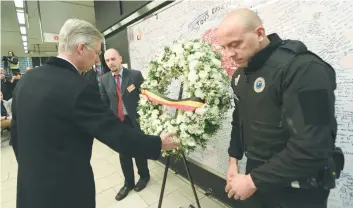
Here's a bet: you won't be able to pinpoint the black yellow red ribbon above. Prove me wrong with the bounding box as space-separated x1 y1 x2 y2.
141 88 205 112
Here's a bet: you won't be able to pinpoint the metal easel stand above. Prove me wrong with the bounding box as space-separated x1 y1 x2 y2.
157 153 202 208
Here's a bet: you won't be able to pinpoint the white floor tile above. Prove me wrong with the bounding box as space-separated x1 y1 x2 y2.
96 188 118 208
108 192 148 208
195 196 225 208
148 190 193 208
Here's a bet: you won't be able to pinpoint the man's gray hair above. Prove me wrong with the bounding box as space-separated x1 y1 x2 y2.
58 19 103 54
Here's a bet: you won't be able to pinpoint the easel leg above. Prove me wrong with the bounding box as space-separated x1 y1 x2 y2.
182 153 201 208
158 156 171 208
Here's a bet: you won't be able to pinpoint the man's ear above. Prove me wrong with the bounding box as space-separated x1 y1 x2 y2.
77 43 85 55
255 26 266 42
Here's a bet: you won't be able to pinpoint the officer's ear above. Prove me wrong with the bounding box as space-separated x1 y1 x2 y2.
255 26 266 42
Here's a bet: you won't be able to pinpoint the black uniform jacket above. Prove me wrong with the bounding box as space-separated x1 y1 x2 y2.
229 34 337 189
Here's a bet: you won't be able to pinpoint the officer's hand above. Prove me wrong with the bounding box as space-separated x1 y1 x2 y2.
225 161 239 193
228 174 257 200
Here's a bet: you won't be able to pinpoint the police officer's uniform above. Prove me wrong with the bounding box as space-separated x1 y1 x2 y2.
228 33 342 208
8 56 20 76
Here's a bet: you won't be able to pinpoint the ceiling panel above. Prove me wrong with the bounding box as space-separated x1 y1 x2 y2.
1 1 95 57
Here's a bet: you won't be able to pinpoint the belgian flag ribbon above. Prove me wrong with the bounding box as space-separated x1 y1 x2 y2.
141 88 205 112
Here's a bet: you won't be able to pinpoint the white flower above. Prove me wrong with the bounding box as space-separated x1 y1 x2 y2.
188 69 198 84
204 64 211 72
171 44 184 56
214 99 220 105
194 88 204 99
178 58 186 68
187 54 197 62
198 70 208 79
185 138 196 147
193 42 201 50
189 60 200 71
185 111 193 117
176 114 185 124
153 119 161 126
156 125 163 133
211 72 222 81
157 66 164 72
167 125 178 134
194 52 204 59
151 80 158 87
195 105 206 116
212 58 222 68
194 82 202 88
180 123 188 131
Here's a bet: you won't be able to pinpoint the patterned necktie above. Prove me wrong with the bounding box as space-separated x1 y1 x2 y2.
115 75 125 121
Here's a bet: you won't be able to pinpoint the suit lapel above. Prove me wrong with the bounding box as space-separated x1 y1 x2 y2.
109 73 118 97
121 68 130 95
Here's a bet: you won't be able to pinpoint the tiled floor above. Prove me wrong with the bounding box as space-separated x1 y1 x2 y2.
1 140 230 208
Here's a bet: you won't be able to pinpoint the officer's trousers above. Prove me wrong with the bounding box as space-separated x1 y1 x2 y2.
231 187 329 208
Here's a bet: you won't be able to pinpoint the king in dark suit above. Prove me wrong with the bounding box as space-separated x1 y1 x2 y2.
100 48 150 201
11 19 178 208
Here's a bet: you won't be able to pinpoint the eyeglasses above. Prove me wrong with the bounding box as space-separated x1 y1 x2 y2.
85 44 102 56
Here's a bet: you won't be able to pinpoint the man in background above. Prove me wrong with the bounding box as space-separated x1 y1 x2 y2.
0 68 12 100
100 48 150 201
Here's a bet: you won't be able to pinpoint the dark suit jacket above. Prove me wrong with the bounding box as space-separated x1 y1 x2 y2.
99 68 143 129
11 57 161 208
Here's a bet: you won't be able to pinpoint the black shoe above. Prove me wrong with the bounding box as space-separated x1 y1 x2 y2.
115 186 134 201
134 177 150 192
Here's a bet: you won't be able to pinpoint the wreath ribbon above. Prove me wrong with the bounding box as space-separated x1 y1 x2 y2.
141 88 205 112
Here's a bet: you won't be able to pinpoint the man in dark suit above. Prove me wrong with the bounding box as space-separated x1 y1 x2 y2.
100 48 150 201
11 19 178 208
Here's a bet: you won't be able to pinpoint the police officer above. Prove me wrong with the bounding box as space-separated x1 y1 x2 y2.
2 51 20 76
216 9 339 208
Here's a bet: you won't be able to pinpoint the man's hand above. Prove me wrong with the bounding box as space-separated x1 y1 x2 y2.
225 158 239 192
160 132 179 151
227 174 257 200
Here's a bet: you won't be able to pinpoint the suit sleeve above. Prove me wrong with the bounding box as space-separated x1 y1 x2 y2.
73 83 162 159
250 61 336 189
10 89 18 160
137 70 144 89
99 76 109 106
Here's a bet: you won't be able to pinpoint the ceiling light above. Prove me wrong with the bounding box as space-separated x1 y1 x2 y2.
20 26 26 34
14 0 23 8
24 46 28 50
25 50 28 53
17 12 25 24
22 35 27 42
23 42 28 47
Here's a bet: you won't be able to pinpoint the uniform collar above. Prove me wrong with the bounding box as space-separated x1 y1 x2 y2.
246 33 283 72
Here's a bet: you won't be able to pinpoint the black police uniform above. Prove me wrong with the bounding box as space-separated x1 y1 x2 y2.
228 33 337 208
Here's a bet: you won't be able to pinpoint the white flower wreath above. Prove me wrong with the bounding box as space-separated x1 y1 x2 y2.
137 39 231 156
